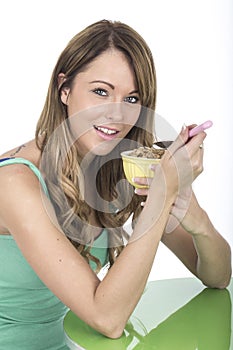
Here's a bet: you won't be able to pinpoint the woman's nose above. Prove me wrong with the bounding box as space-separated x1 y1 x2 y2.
105 102 124 121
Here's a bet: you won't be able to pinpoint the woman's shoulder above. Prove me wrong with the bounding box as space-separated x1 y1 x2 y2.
0 158 34 178
0 145 49 233
0 160 41 204
0 139 42 196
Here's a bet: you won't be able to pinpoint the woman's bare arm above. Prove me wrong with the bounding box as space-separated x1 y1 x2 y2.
162 190 232 288
0 163 175 338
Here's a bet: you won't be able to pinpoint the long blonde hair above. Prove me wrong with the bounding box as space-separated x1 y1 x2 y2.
36 20 157 272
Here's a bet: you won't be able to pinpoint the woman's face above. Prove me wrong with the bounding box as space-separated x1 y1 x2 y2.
60 49 141 157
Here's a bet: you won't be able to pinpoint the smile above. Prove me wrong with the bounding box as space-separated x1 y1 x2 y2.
93 125 119 135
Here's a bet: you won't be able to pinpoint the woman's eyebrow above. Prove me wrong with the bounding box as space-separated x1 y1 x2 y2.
129 89 139 95
89 80 115 90
89 80 139 95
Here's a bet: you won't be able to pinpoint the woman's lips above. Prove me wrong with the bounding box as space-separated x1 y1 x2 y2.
93 125 120 140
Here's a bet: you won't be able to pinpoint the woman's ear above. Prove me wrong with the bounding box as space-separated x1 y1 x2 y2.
58 73 70 105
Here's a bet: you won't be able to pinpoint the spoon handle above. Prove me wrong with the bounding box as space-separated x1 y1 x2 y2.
189 120 213 137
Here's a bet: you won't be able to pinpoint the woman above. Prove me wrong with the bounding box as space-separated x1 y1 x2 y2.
0 20 231 349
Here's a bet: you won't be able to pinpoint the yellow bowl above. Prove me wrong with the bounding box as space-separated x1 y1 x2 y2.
121 150 164 188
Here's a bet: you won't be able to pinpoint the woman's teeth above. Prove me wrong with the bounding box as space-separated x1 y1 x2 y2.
94 125 118 135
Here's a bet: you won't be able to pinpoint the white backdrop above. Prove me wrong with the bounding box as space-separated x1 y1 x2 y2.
0 0 232 280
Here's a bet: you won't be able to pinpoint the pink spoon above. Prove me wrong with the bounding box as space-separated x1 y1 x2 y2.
188 120 213 138
154 120 213 149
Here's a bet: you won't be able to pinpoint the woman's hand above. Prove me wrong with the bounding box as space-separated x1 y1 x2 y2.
134 125 206 226
135 125 206 195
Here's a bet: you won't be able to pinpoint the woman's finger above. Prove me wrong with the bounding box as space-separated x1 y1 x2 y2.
134 187 149 196
133 176 153 187
186 131 207 154
166 125 189 156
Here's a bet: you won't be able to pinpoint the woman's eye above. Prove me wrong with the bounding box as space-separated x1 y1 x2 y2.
93 88 108 96
124 96 139 104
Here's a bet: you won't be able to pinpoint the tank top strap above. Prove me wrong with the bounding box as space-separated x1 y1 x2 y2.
0 157 49 198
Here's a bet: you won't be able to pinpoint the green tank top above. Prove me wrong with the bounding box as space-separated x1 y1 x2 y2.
0 157 108 349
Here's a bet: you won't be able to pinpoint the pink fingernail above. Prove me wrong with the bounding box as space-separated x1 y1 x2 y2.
181 124 187 133
150 164 156 170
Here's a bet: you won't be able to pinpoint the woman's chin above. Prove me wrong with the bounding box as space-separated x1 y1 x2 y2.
90 140 120 156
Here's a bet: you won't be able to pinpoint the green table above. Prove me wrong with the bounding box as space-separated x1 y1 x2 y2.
63 277 233 349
